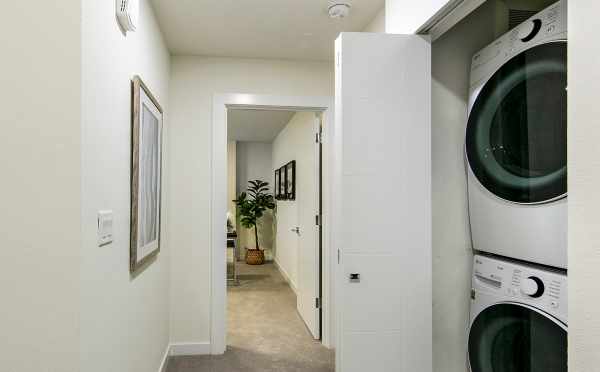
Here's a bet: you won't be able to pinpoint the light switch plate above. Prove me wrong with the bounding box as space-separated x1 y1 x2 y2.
98 210 114 246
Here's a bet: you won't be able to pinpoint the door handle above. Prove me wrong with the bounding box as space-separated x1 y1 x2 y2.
290 226 300 234
349 273 360 283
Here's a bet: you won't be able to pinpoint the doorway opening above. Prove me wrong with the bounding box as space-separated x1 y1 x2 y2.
209 94 335 371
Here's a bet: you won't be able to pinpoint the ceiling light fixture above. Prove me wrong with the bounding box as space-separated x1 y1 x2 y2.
328 1 351 19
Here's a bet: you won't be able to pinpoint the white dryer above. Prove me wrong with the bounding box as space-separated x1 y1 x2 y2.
466 1 568 269
468 254 567 372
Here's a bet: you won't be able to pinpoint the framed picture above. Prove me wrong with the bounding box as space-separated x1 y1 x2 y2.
130 75 163 273
286 161 296 200
274 168 280 200
279 165 287 200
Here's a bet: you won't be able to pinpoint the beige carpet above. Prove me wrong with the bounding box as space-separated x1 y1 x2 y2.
166 263 334 372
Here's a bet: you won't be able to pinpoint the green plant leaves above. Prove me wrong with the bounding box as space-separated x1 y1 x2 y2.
233 180 275 230
233 179 276 251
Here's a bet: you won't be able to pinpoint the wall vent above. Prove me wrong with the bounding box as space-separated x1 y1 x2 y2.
508 9 538 30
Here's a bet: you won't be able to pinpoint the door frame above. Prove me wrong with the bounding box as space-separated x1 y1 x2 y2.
211 93 335 354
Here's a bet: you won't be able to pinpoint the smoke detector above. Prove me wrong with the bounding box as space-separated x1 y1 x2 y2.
116 0 139 32
328 1 351 19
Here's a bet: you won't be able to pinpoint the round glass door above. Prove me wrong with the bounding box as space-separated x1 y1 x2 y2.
468 303 567 372
466 41 567 203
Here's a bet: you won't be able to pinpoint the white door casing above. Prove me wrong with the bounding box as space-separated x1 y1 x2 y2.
212 94 335 354
334 33 432 372
296 113 322 339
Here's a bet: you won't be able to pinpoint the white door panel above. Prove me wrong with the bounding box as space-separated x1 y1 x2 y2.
342 100 388 174
342 331 405 372
335 32 432 372
296 113 320 339
342 254 404 331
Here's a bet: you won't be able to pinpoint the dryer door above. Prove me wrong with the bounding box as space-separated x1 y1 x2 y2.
468 303 567 372
466 41 567 204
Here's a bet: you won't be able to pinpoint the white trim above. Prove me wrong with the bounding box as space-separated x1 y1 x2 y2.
158 343 171 372
416 0 485 41
169 342 212 357
274 258 298 295
158 342 211 371
212 93 336 353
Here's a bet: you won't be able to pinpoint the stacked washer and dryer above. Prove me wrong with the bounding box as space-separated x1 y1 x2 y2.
465 1 568 371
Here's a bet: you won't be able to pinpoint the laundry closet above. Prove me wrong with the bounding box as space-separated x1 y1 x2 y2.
334 1 568 372
431 1 566 372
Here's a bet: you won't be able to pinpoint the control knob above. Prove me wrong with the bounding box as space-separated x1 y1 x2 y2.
521 276 545 298
518 19 542 42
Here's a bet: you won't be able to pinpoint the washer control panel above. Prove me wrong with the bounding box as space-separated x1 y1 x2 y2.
470 0 567 87
472 254 567 320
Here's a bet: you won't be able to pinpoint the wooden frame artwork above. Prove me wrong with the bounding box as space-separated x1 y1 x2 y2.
279 165 287 200
285 160 296 200
130 75 163 273
274 168 281 200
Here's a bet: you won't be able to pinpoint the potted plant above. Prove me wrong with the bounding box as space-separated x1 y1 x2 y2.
233 180 276 265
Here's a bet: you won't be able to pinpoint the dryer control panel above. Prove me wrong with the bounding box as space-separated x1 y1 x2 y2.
470 0 567 88
472 254 567 322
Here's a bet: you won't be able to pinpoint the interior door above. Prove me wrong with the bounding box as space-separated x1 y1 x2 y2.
334 33 432 372
296 113 321 339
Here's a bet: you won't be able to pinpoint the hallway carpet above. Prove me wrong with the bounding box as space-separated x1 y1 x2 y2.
166 263 334 372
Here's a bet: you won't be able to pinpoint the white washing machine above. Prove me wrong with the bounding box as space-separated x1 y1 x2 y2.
466 1 568 269
468 254 567 372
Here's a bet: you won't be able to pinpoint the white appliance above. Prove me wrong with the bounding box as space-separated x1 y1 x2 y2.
466 0 568 269
468 254 567 372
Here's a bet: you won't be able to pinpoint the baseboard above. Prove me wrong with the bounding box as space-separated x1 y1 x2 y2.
158 342 212 371
169 342 212 356
274 259 298 295
158 343 171 372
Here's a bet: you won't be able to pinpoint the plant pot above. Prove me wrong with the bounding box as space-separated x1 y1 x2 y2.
245 249 265 265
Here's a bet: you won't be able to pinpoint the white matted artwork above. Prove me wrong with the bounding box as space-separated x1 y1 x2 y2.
130 75 163 273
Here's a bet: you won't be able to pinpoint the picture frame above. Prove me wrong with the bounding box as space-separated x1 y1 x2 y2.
285 160 296 200
274 168 281 200
130 75 163 273
279 165 287 200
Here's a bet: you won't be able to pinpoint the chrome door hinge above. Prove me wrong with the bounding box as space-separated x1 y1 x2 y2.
337 249 341 264
315 132 321 143
315 214 321 226
316 298 321 309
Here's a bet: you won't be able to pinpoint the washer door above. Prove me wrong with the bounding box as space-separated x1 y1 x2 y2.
468 303 567 372
466 41 567 204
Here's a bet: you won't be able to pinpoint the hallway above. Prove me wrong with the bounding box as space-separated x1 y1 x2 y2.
166 263 334 372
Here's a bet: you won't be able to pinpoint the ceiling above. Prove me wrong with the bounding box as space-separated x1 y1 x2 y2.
227 109 296 142
150 0 385 61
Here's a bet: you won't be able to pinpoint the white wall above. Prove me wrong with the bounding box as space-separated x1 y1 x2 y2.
81 1 171 372
271 112 315 289
168 56 333 346
363 7 386 33
236 141 274 257
0 2 81 371
386 0 449 33
236 142 274 196
568 0 600 370
431 3 499 372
